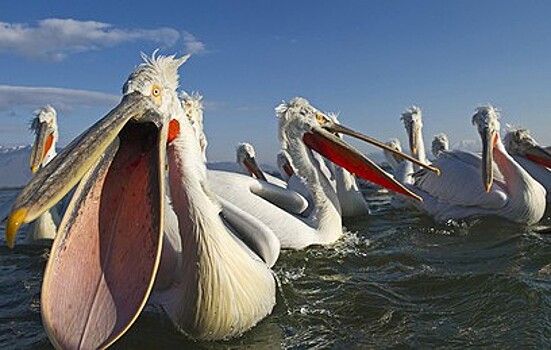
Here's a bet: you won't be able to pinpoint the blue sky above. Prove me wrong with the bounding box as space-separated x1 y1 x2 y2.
1 1 551 163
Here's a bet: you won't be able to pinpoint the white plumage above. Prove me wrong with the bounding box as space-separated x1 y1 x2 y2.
503 128 551 203
26 106 61 243
408 106 546 224
121 54 280 340
431 133 449 159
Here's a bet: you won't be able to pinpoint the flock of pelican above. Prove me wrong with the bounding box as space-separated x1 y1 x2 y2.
3 52 551 348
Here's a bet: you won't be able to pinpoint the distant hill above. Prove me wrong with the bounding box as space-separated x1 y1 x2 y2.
0 145 33 189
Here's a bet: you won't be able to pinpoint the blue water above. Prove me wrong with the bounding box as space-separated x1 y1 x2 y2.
1 188 550 349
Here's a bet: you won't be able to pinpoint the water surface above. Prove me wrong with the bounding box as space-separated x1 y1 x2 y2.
0 189 549 349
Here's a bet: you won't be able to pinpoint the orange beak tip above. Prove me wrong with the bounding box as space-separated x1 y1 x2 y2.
6 208 28 249
485 184 492 193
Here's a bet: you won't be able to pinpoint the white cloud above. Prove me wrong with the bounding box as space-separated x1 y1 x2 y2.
0 18 180 61
182 31 206 54
452 139 480 152
0 85 119 112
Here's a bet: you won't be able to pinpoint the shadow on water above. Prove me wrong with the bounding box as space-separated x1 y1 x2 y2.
0 191 550 349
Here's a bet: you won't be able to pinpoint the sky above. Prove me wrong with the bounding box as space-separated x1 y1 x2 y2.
1 1 551 164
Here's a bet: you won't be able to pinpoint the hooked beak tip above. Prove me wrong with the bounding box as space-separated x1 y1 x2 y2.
31 166 39 174
485 183 492 193
6 208 28 249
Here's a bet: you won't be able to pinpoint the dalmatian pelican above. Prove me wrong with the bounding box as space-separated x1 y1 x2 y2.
26 105 62 243
6 53 280 348
401 106 429 170
503 128 551 202
409 106 546 224
208 97 438 249
0 106 62 244
431 133 449 159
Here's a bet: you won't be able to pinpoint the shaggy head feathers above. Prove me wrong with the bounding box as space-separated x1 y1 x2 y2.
30 105 58 137
276 97 326 150
472 105 500 133
431 133 449 157
236 142 255 162
401 105 423 127
123 51 189 96
503 128 539 155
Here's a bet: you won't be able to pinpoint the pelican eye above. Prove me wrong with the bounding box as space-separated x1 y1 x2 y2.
151 85 162 98
316 114 329 124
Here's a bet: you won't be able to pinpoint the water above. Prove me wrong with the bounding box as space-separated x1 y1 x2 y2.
0 188 550 349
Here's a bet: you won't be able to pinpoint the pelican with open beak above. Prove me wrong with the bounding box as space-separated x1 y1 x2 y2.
208 97 439 250
6 53 187 349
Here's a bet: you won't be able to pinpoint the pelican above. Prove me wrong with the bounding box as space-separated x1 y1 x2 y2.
0 106 62 241
236 142 270 180
277 112 370 218
401 106 429 170
24 105 61 244
503 128 551 202
276 149 312 205
409 106 546 224
6 53 279 347
383 139 411 184
431 133 449 159
209 97 436 250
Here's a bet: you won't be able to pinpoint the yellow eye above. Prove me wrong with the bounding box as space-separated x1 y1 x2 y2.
316 114 327 124
151 85 161 98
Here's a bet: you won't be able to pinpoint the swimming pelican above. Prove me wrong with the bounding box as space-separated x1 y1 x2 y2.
0 106 62 242
235 142 269 180
409 106 546 224
209 97 434 250
6 53 279 347
431 133 449 159
383 139 409 182
276 149 312 206
25 105 61 243
503 128 551 202
401 106 428 170
277 111 370 218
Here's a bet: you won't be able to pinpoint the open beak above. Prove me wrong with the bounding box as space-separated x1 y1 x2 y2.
7 92 167 349
303 127 422 201
524 145 551 169
481 127 496 192
243 155 268 181
30 122 55 173
327 122 440 175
